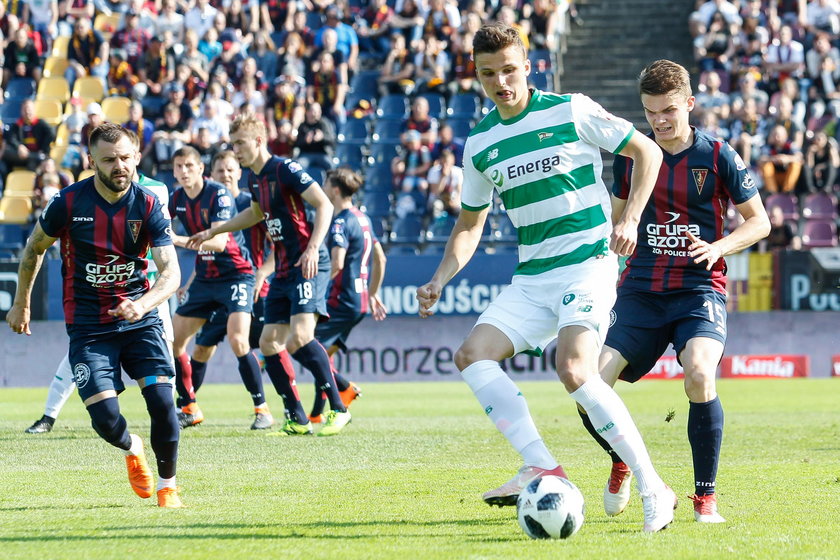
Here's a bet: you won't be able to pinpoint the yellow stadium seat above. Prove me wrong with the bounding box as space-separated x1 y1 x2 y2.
72 76 105 102
101 96 131 124
0 196 34 224
33 99 64 127
42 56 69 79
50 145 68 164
78 169 95 181
51 36 70 59
37 76 70 104
53 123 71 146
93 14 121 40
3 170 36 196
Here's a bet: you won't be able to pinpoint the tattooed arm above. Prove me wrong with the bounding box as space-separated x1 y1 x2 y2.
108 244 181 323
6 224 57 335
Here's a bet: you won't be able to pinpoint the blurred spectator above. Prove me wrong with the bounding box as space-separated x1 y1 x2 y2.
307 51 347 128
224 0 259 41
313 27 350 85
758 123 803 193
189 126 220 168
209 31 246 87
390 0 424 44
266 76 305 139
731 31 766 77
730 70 769 114
178 29 210 84
355 0 394 63
155 0 185 44
769 94 805 151
198 27 222 63
110 9 148 68
250 30 279 84
277 31 308 82
185 0 218 42
136 36 173 98
805 31 840 120
22 0 58 53
232 76 266 113
294 101 336 176
690 0 742 37
124 100 155 164
695 70 732 123
162 81 196 130
730 97 768 166
191 98 229 144
405 95 439 147
699 111 730 141
770 77 807 126
107 49 138 97
3 26 41 87
151 103 190 185
803 130 840 192
431 123 464 166
80 101 103 154
1 99 55 171
267 118 296 157
290 8 316 49
239 57 266 91
65 16 109 89
32 171 61 219
392 128 431 209
412 36 449 96
762 205 801 250
202 81 234 122
525 0 561 52
447 30 482 98
497 6 530 50
315 5 359 73
422 0 462 42
379 32 416 96
57 0 95 37
763 24 805 94
694 11 735 72
427 148 463 218
260 0 297 34
804 0 840 38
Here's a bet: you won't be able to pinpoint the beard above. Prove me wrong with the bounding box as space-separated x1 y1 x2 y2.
97 166 132 193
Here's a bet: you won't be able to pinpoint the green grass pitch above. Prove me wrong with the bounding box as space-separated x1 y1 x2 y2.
1 378 838 560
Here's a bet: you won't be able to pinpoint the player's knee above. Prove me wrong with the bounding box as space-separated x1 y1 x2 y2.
142 384 176 419
228 335 251 357
87 398 127 444
192 345 214 362
683 369 716 401
455 343 481 371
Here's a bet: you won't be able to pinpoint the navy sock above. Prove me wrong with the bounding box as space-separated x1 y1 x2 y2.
190 359 208 393
293 340 345 413
237 351 266 406
578 406 624 464
333 372 350 392
311 391 327 417
688 397 724 496
264 353 307 423
173 353 195 408
87 397 131 450
142 384 179 479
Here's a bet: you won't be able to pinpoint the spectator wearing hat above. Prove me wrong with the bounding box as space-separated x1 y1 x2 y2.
185 0 219 43
3 26 41 87
2 99 55 172
110 9 149 68
162 81 196 131
315 5 359 73
137 36 173 98
80 102 103 154
65 16 109 90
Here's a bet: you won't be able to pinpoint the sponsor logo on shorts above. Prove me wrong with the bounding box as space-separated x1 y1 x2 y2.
73 363 91 388
609 310 617 327
562 293 575 305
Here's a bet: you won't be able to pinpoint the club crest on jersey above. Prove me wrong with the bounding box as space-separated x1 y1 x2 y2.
537 131 554 142
128 220 142 243
691 168 709 194
490 169 504 187
562 293 575 305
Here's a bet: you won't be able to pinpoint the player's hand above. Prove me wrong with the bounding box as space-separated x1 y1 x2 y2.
369 294 387 321
177 286 189 304
186 229 212 250
108 298 147 323
610 218 639 256
686 230 722 270
6 303 31 335
295 246 318 279
416 281 442 318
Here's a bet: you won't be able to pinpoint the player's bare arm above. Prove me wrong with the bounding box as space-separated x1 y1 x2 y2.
369 242 387 321
254 250 275 302
6 224 56 335
329 245 347 279
417 207 489 318
186 204 263 249
109 244 181 322
687 195 771 270
296 183 333 279
177 269 196 303
612 131 662 256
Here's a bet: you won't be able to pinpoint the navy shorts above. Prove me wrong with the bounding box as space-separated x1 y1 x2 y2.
177 276 256 319
264 267 329 325
68 320 175 402
195 299 266 349
315 310 365 352
606 288 728 383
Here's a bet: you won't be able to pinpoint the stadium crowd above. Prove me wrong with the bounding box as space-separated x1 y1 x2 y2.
690 0 840 249
0 0 579 253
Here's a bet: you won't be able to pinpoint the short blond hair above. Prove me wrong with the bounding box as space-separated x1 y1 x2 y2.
230 112 266 138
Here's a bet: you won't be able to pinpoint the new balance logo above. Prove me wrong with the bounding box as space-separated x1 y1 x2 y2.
487 148 499 162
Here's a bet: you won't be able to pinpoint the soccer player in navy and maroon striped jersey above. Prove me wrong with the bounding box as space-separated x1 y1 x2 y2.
579 60 770 523
309 167 387 421
6 123 184 507
189 113 352 437
167 146 267 430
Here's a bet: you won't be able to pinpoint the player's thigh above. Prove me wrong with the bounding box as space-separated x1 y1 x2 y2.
475 280 558 356
605 290 673 383
172 313 208 348
598 344 629 387
226 311 252 353
671 291 727 358
176 280 222 321
220 276 256 315
68 330 123 405
455 323 517 369
121 323 177 387
288 312 319 350
195 309 228 347
551 258 619 345
260 323 291 354
555 324 603 389
289 267 329 319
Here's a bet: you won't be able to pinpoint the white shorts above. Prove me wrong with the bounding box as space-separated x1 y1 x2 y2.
476 256 618 355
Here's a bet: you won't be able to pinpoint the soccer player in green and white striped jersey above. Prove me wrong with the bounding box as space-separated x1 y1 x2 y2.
417 23 676 533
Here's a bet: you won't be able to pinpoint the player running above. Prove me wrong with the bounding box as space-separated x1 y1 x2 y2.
416 23 676 532
188 113 351 437
168 146 266 429
579 60 770 524
308 167 387 422
7 124 183 507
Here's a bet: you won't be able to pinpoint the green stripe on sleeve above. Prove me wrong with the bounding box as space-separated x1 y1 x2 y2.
612 127 634 154
461 201 491 212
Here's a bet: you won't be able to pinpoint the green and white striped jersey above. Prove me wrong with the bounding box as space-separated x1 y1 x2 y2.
137 173 170 281
461 90 634 277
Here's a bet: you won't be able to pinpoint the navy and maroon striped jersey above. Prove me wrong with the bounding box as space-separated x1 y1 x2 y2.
169 178 254 281
234 190 271 297
613 128 758 295
247 156 329 279
39 177 172 328
326 207 380 315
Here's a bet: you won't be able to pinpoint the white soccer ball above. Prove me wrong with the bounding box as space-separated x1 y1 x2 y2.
516 475 585 539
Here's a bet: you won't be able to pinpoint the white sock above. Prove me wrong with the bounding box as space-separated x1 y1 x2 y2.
462 360 557 470
44 355 77 419
570 376 662 493
124 433 144 457
157 476 176 491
